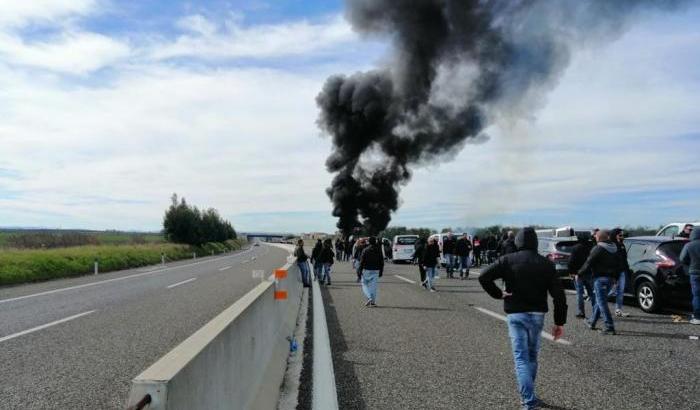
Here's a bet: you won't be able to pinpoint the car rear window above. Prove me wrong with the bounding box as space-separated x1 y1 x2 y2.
658 242 685 259
396 237 418 245
555 241 578 253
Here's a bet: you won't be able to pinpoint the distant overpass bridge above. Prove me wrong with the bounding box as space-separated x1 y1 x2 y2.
241 232 295 242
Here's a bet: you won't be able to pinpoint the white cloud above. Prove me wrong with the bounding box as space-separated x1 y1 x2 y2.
0 0 97 28
0 31 130 74
151 14 356 60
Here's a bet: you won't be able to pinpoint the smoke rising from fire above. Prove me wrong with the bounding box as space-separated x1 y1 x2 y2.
317 0 688 235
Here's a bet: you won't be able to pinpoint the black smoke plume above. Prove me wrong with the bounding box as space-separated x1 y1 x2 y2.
317 0 689 235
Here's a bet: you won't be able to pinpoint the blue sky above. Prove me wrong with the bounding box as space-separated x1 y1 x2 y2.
0 0 699 234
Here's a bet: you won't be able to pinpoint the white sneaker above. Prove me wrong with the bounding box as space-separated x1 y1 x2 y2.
615 309 629 317
690 318 700 325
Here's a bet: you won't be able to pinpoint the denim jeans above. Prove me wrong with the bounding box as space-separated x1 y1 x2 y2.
362 269 379 302
322 263 332 284
507 313 545 409
608 271 626 310
575 275 596 316
690 274 700 320
459 256 470 275
590 276 615 331
297 261 310 286
444 254 455 274
425 266 437 289
313 262 322 280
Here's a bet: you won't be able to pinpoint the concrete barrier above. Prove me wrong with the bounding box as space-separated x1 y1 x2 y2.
125 245 303 410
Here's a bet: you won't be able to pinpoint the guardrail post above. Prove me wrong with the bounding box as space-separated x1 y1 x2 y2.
94 258 99 275
193 252 196 260
161 253 165 265
274 268 288 301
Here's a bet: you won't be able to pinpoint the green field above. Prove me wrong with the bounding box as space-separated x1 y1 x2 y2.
0 229 165 249
0 239 245 286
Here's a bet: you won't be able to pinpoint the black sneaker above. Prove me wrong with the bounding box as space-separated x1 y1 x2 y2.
575 313 586 319
600 329 616 336
586 321 597 330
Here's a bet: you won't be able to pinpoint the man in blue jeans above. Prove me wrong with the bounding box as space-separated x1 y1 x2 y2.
578 230 620 335
568 233 595 318
359 237 384 307
480 228 567 410
680 226 700 324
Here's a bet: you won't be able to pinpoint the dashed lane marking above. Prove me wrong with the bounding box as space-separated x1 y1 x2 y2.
219 266 232 271
167 278 197 289
473 306 572 346
394 275 416 284
0 310 96 343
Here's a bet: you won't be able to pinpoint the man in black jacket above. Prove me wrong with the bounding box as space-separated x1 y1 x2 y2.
422 237 441 292
455 234 472 280
443 233 457 278
359 237 384 307
502 231 518 255
319 239 335 286
608 228 631 317
578 230 619 335
568 233 595 319
311 239 323 281
479 227 567 410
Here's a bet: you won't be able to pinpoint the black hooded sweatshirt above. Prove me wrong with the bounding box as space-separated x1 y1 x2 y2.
578 241 619 278
479 228 568 326
311 241 322 262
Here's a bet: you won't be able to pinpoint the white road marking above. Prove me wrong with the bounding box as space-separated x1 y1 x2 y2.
0 310 96 343
0 249 254 305
394 275 416 284
219 266 232 271
473 307 572 346
167 278 197 289
565 290 577 295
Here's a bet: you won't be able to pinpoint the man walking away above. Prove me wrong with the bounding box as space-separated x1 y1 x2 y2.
353 238 367 283
443 233 456 278
472 236 482 267
335 239 344 262
319 239 335 286
609 228 631 317
455 234 472 280
479 228 567 410
579 230 619 335
294 239 311 288
422 237 441 292
359 237 384 307
568 233 595 319
311 239 323 281
680 226 700 324
413 237 427 287
502 231 518 255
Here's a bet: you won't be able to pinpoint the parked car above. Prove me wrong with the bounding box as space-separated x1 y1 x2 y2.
391 235 418 263
536 236 578 284
656 222 699 238
623 236 690 313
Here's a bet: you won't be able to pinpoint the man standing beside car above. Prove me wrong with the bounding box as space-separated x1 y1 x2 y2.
479 227 567 410
680 226 700 325
678 224 694 239
578 230 619 335
455 234 472 279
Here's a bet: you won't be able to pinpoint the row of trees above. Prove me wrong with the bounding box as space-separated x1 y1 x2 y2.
163 194 237 246
380 226 436 239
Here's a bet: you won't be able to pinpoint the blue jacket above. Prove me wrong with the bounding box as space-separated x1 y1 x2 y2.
680 228 700 275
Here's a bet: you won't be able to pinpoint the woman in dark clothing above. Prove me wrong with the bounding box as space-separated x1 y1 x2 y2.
608 228 630 317
422 237 441 292
294 239 311 287
472 235 482 267
311 239 323 281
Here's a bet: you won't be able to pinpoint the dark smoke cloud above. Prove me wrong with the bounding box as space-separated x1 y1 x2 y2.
317 0 689 235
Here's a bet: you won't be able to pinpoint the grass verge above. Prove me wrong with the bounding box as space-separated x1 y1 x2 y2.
0 239 246 286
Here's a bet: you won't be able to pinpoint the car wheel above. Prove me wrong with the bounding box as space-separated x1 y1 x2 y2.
636 281 659 313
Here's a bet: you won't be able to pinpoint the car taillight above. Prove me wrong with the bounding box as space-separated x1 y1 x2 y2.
547 252 567 261
655 250 676 269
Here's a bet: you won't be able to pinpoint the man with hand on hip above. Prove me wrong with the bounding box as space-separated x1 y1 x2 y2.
479 227 567 410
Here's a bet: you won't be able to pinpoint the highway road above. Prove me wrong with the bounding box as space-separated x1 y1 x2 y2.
0 244 291 409
321 260 700 410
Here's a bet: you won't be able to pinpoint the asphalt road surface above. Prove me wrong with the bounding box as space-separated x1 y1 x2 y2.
322 260 700 410
0 244 290 409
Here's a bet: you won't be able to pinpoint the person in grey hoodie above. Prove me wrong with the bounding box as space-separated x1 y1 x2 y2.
578 230 619 335
680 226 700 325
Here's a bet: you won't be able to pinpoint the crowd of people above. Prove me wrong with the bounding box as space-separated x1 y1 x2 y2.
291 224 699 410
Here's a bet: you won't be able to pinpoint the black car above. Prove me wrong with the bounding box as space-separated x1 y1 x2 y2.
536 237 578 283
623 236 690 313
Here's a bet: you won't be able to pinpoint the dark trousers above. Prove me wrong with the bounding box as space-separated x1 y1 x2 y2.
418 263 426 284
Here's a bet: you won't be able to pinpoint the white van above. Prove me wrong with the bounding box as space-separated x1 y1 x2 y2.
656 222 699 237
392 235 419 263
